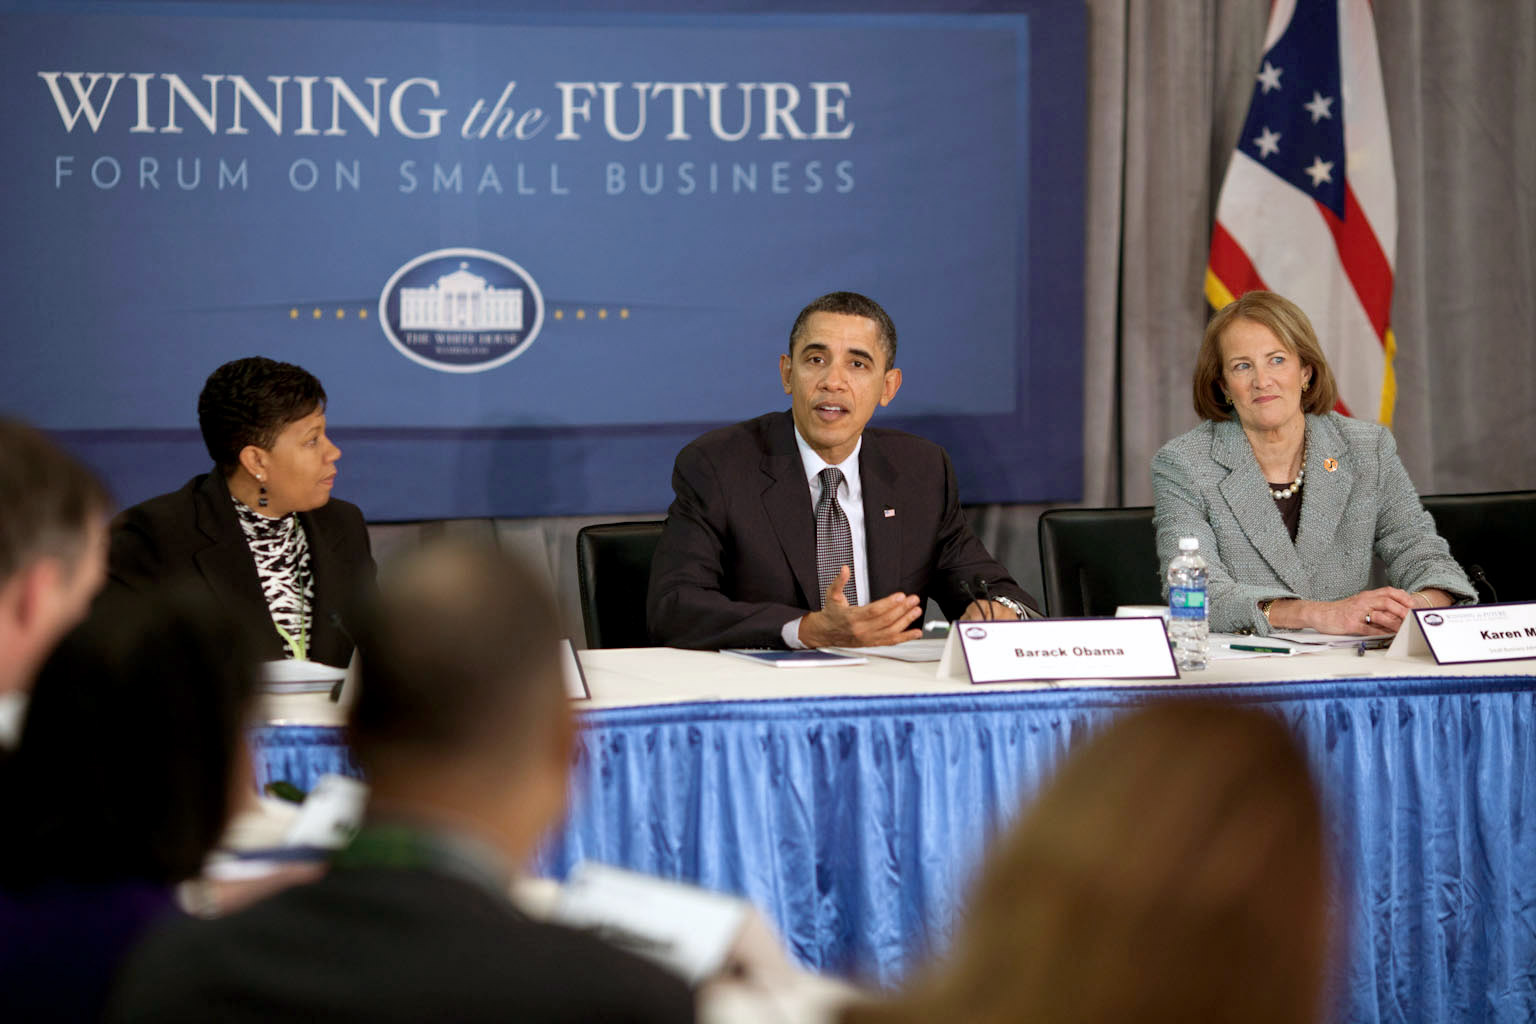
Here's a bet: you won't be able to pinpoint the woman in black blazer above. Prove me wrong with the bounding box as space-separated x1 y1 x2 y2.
108 358 375 667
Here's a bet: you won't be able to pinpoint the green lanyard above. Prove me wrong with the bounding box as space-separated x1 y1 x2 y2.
333 824 511 899
274 612 309 661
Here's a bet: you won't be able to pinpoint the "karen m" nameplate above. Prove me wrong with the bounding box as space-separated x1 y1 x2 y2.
938 617 1179 684
1389 602 1536 665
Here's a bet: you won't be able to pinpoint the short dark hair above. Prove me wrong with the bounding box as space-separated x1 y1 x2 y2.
1193 291 1339 421
0 586 257 887
349 540 564 773
788 291 898 368
0 418 110 584
198 357 327 471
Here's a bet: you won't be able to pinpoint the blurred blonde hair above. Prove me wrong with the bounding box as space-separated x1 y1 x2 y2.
846 700 1329 1024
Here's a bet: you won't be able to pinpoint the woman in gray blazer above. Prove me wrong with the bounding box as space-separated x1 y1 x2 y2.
1152 291 1473 636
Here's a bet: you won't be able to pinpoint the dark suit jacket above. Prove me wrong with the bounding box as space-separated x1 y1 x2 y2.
106 865 695 1024
108 472 376 667
648 411 1036 649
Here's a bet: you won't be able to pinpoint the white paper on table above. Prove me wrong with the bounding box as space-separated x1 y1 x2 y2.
284 774 369 849
1207 645 1277 661
1268 630 1393 648
826 638 947 663
1209 632 1331 657
259 659 347 693
219 795 300 852
0 692 27 748
553 862 748 984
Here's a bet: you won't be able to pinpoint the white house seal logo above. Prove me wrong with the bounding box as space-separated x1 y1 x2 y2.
379 248 544 373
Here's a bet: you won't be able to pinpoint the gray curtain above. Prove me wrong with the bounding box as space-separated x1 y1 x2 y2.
1099 0 1536 500
1379 1 1536 493
376 0 1536 644
979 0 1535 609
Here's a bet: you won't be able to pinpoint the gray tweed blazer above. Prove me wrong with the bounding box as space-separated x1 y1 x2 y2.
1151 412 1475 634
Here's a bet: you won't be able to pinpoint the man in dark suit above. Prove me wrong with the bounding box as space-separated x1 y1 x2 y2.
648 291 1038 651
0 418 109 698
108 540 694 1024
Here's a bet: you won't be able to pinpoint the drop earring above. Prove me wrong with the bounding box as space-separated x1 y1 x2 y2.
258 476 269 508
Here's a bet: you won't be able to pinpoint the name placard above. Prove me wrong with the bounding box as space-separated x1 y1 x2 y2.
938 617 1179 684
1390 602 1536 665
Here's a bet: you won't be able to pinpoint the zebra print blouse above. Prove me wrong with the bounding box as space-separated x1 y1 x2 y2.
233 497 315 659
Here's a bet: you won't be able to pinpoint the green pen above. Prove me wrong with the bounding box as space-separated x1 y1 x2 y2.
1228 643 1293 655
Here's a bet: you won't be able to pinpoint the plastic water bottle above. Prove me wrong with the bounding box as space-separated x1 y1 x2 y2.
1168 537 1209 670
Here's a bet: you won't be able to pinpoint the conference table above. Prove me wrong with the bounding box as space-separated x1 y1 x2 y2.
253 642 1536 1023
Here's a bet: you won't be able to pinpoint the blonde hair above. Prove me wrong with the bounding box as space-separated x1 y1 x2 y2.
846 701 1329 1024
1192 291 1339 421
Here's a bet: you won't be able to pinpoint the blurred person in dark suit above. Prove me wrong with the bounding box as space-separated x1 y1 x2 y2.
0 417 109 699
109 357 374 667
845 700 1330 1024
108 539 694 1024
648 291 1037 651
0 587 258 1021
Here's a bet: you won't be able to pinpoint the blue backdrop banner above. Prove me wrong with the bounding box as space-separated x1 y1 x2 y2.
0 1 1085 518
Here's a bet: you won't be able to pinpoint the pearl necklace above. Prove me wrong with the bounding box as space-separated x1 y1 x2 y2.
1270 437 1307 500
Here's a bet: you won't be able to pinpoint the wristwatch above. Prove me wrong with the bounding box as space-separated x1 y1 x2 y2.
989 595 1030 620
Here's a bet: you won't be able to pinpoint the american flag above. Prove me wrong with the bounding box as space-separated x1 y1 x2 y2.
1206 0 1396 423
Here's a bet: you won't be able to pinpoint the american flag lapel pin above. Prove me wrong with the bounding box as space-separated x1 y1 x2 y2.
883 506 896 518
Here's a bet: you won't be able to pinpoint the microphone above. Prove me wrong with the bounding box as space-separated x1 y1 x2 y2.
964 576 1003 619
328 612 354 703
1468 565 1499 604
959 578 979 609
972 575 1030 620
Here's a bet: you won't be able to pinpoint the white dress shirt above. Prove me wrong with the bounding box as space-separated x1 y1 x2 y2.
782 430 869 648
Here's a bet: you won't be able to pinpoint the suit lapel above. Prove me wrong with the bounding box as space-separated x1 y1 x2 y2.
192 474 283 655
859 435 901 600
761 413 820 608
302 507 343 658
1294 414 1351 572
1213 419 1310 593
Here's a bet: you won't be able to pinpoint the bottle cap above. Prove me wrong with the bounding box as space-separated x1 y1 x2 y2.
1179 537 1199 551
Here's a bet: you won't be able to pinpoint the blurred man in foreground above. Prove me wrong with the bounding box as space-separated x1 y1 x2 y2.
109 540 694 1023
0 418 109 700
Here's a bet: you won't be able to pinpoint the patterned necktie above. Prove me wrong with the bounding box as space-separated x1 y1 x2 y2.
815 467 858 607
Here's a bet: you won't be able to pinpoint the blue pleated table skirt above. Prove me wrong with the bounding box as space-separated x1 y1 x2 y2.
251 673 1536 1022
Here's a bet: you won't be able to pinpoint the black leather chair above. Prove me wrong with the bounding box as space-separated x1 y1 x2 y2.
1038 507 1162 618
576 521 666 649
1420 491 1536 604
